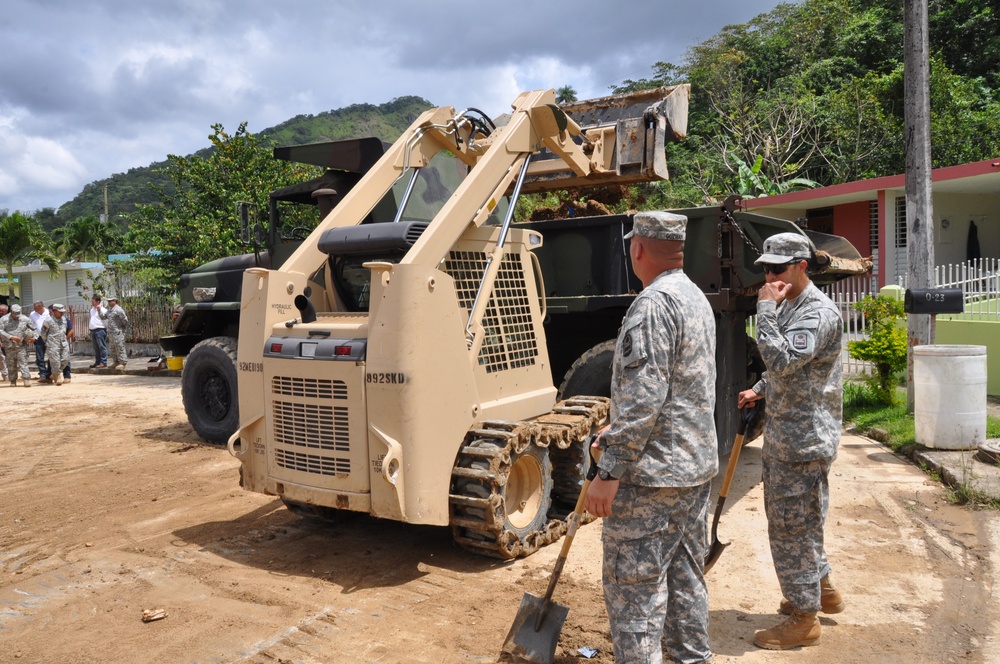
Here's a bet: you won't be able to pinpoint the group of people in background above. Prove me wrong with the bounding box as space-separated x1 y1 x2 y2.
0 295 129 387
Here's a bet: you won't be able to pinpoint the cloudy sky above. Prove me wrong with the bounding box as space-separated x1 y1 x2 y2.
0 0 788 215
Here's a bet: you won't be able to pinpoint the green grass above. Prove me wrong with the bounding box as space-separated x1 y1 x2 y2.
843 382 1000 508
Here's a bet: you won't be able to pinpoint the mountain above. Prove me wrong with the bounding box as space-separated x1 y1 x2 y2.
51 95 434 230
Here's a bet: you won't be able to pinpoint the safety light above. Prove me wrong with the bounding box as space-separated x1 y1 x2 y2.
334 345 352 356
270 343 283 353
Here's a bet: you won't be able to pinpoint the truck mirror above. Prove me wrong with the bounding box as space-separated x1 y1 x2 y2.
236 202 255 245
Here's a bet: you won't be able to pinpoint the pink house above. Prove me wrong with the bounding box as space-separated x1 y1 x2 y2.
744 159 1000 287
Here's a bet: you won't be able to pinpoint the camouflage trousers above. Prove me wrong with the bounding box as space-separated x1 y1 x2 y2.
762 454 833 613
602 482 712 664
107 329 127 367
46 338 72 377
0 347 6 379
3 343 32 380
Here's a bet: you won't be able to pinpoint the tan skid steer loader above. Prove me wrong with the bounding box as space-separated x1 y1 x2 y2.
227 86 690 559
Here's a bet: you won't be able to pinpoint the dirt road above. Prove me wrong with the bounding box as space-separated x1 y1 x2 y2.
1 374 998 663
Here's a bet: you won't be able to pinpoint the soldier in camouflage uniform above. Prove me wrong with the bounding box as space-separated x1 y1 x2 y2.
101 296 130 370
41 304 72 386
0 304 8 382
585 211 718 664
0 304 37 387
738 232 845 650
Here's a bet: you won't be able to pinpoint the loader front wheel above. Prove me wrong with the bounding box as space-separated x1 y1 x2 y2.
182 336 239 444
503 444 553 537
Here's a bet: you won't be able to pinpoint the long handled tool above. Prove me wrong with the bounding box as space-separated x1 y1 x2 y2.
501 444 601 664
704 404 758 574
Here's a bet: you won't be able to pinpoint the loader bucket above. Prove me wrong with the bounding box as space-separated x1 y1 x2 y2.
519 85 690 192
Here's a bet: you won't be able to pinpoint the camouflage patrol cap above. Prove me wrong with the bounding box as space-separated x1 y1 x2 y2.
107 295 118 302
10 304 21 314
755 232 814 264
624 211 687 241
51 303 66 312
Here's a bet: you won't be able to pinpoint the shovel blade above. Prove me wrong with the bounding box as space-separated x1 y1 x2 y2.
501 593 570 664
704 540 730 575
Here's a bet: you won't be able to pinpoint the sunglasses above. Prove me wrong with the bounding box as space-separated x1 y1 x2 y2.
761 261 799 275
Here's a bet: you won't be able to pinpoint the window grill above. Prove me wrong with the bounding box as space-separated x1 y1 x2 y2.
444 250 539 373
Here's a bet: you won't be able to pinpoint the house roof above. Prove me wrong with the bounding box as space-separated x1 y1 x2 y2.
746 158 1000 212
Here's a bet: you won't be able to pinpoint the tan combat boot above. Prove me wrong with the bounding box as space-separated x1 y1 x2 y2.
22 378 31 387
779 574 845 615
754 609 821 650
55 373 64 385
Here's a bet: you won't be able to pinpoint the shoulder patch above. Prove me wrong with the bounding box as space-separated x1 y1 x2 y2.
792 332 808 350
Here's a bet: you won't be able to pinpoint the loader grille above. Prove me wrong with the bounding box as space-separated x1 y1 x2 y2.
271 376 348 400
272 401 351 452
274 448 351 476
271 376 351 476
445 250 539 374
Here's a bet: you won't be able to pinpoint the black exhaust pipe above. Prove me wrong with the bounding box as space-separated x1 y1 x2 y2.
294 294 316 324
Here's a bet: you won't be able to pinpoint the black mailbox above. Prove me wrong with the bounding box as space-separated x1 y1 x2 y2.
904 288 964 314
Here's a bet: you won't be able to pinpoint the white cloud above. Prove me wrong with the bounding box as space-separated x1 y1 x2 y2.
0 0 787 214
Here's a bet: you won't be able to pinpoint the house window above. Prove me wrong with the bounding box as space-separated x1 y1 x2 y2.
869 201 879 250
894 196 908 280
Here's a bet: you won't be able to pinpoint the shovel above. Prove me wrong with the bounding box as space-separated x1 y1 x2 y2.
501 444 602 664
704 404 758 574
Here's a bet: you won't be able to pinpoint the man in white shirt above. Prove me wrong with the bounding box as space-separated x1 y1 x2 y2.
89 296 108 368
29 301 52 382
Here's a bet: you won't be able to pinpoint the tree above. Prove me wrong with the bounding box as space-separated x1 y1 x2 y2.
54 214 123 262
556 86 578 104
125 123 320 286
0 210 60 300
848 295 908 404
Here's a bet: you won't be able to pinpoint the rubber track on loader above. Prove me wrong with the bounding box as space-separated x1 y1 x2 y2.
448 396 610 559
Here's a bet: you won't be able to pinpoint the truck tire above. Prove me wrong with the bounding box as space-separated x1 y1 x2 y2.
182 336 239 444
557 339 616 400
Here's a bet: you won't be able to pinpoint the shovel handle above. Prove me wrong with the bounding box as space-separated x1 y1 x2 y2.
718 405 757 500
535 441 601 627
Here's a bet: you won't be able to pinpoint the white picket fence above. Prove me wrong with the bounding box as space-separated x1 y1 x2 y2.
748 259 1000 377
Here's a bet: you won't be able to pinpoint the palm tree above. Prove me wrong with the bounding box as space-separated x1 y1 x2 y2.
54 214 121 262
556 86 578 104
0 210 60 300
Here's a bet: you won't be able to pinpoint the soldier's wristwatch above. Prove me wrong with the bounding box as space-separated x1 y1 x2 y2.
597 468 617 481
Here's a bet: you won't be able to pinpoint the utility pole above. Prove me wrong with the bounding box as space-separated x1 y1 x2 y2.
102 184 110 223
904 0 935 410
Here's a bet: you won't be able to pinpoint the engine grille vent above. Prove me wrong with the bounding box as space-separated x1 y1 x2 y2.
444 250 539 373
272 401 350 452
271 376 348 400
274 448 351 476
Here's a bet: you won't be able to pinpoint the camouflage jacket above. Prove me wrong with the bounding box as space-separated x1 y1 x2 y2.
598 269 719 487
101 304 129 332
752 282 843 462
41 315 69 343
0 314 37 346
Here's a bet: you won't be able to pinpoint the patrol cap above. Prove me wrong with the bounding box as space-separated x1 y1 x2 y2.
10 304 21 314
624 211 687 241
755 232 814 265
108 295 118 302
51 303 66 312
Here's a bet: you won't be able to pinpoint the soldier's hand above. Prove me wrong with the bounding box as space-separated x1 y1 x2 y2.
585 476 619 518
11 335 20 343
738 389 762 409
758 280 792 304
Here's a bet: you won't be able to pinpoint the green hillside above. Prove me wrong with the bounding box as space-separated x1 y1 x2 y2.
51 95 433 230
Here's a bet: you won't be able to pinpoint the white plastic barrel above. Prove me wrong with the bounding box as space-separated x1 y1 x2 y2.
913 345 987 450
